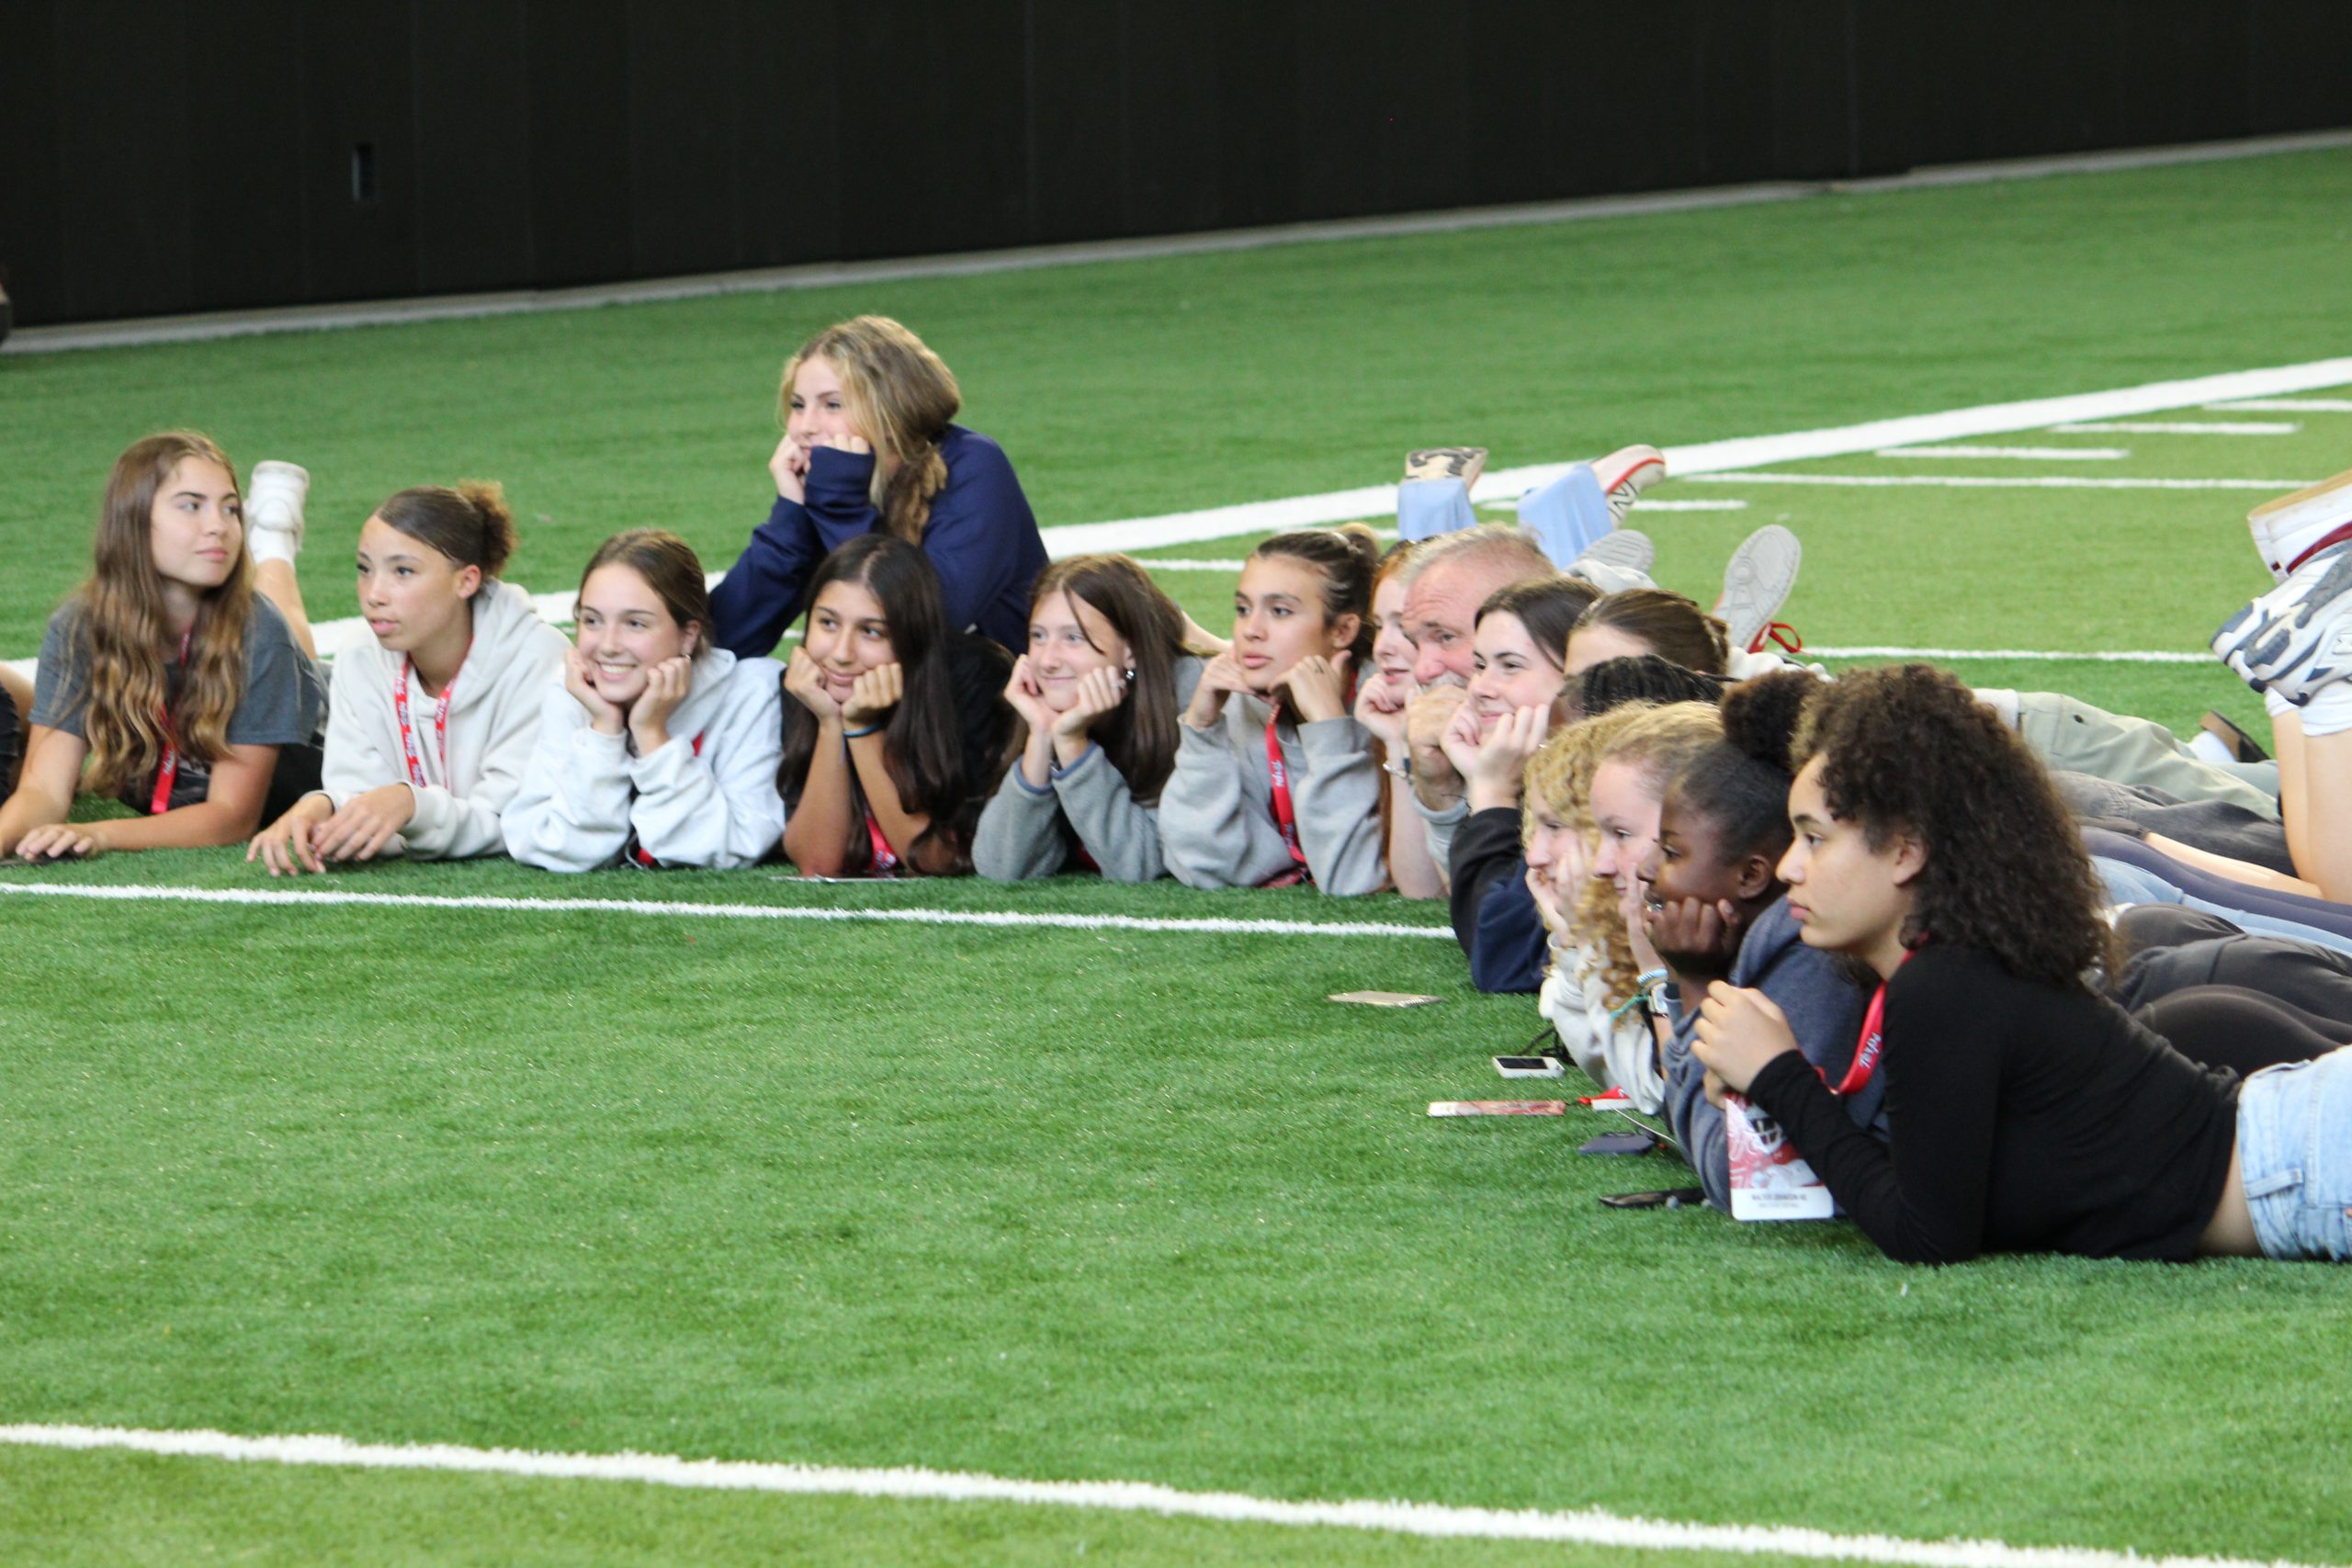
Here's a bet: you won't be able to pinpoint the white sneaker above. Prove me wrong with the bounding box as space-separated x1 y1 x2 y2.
2211 542 2352 699
1591 444 1666 527
2249 466 2352 582
245 460 311 561
1713 525 1802 653
1569 528 1656 589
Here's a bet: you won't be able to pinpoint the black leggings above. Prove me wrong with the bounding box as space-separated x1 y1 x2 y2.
2111 905 2352 1075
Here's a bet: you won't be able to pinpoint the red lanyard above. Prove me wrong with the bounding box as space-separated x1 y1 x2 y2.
1264 712 1307 870
629 732 705 868
149 628 193 816
1829 948 1916 1096
392 650 466 790
865 811 900 874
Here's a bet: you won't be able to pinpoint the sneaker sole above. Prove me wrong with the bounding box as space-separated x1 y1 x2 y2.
2211 547 2352 695
1714 525 1803 653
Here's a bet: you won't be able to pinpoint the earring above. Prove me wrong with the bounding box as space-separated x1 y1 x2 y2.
1124 666 1136 681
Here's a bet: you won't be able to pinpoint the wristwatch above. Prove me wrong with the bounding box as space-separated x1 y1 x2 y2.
1643 977 1677 1019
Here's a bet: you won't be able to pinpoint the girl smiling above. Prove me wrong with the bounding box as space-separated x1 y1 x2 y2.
504 531 786 871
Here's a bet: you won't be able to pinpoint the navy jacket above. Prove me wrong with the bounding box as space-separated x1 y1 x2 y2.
1449 805 1547 993
711 424 1047 657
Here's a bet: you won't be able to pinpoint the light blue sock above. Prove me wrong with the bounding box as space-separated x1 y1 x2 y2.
1396 478 1479 541
1517 464 1612 566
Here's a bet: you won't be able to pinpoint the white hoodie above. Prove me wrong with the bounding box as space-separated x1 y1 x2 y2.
319 580 569 859
503 649 786 872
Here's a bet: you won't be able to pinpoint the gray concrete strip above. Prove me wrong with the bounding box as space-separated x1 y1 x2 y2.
9 130 2350 356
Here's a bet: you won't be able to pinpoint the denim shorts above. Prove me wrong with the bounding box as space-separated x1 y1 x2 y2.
2235 1045 2352 1261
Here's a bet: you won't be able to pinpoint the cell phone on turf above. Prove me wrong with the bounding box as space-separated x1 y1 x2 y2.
1494 1055 1564 1078
1600 1187 1708 1209
1577 1129 1660 1156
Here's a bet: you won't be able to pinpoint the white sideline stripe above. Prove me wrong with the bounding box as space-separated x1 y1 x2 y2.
1685 474 2313 492
1136 558 1247 572
2207 399 2352 412
1037 360 2352 554
0 1425 2332 1568
17 130 2350 356
0 881 1453 940
1808 646 2209 665
2052 421 2299 435
1873 446 2128 460
1607 498 1749 511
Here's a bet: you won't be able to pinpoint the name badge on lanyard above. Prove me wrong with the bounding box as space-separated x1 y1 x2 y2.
1827 947 1917 1097
1263 711 1310 883
393 656 460 790
148 628 194 816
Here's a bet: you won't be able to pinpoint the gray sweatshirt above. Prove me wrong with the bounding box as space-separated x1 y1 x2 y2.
1661 895 1882 1212
1159 690 1386 897
973 657 1204 883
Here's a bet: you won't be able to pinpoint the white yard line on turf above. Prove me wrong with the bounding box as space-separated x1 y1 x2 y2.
2052 421 2298 435
1037 359 2352 554
1873 446 2128 460
1807 646 2209 665
1685 474 2313 491
2208 398 2352 412
0 1425 2333 1568
0 881 1453 940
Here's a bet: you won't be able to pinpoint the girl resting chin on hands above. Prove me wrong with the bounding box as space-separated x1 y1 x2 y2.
503 531 785 872
1159 527 1386 896
777 535 1012 877
974 554 1202 883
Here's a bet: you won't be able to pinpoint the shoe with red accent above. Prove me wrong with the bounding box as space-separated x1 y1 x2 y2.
1592 444 1666 526
1713 525 1802 655
2249 466 2352 583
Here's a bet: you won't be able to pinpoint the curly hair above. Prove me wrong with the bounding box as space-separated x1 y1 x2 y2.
1668 667 1815 863
1792 663 2111 989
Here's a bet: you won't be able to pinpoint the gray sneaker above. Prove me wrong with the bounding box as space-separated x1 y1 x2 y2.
1714 525 1803 654
246 460 311 555
1569 529 1657 593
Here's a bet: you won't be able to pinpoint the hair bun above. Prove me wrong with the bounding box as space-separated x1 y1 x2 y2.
455 479 516 577
1719 666 1815 775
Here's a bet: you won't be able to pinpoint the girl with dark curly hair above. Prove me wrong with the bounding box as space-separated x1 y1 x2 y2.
1691 662 2352 1265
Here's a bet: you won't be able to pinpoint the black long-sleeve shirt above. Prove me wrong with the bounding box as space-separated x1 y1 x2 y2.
1745 945 2240 1264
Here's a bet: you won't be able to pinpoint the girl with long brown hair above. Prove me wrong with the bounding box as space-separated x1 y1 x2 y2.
504 531 786 872
1 433 325 860
777 535 1014 877
973 555 1202 882
709 314 1048 658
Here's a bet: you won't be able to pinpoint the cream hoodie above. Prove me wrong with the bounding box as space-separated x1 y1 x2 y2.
503 649 786 872
319 580 569 859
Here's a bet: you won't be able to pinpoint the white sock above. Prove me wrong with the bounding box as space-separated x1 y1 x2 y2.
246 527 299 567
2297 682 2352 739
1974 687 2021 729
2187 731 2235 766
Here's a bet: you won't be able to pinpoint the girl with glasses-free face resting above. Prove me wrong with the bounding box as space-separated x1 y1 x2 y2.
4 434 323 863
503 531 786 873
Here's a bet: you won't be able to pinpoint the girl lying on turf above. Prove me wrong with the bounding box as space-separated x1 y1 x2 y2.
503 531 785 872
1540 700 1723 1111
973 555 1202 882
1159 527 1386 895
1690 663 2351 1264
248 481 567 873
1440 574 1602 984
1349 541 1442 899
2 433 325 861
1642 671 1875 1213
709 314 1048 659
778 534 1012 877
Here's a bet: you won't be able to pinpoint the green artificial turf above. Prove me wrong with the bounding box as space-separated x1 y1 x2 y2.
5 146 2352 1564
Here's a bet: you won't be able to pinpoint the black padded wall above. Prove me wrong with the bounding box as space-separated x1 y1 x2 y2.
2 0 2346 327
